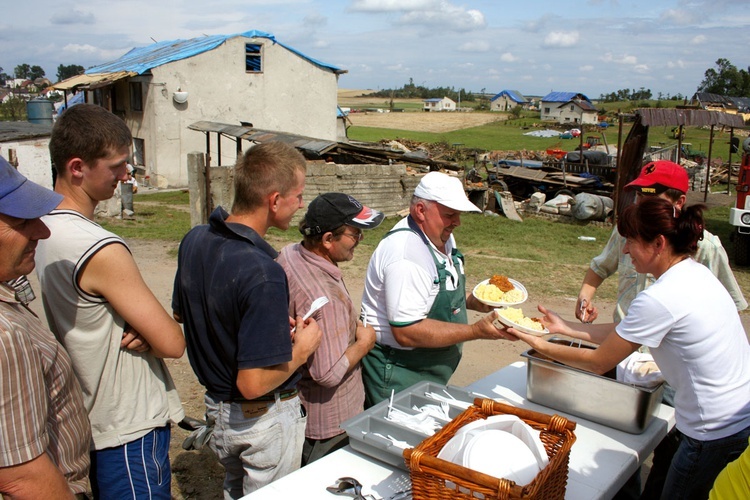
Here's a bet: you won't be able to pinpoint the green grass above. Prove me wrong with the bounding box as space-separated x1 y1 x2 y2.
348 100 740 159
97 190 191 245
98 191 749 307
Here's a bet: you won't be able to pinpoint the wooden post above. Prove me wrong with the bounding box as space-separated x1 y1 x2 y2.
704 125 714 202
728 128 735 196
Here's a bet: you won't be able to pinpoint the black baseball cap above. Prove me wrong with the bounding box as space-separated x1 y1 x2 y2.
301 193 384 236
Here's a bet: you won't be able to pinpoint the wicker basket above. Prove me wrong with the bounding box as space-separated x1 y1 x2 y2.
403 398 577 499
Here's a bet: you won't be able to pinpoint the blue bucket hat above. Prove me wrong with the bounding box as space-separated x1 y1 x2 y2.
0 156 62 219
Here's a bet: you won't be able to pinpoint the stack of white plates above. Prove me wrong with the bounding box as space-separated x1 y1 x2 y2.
436 415 548 486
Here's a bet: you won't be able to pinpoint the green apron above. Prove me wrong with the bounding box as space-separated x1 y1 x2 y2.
363 220 469 407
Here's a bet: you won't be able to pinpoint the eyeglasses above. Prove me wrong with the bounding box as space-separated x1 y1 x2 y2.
341 231 363 242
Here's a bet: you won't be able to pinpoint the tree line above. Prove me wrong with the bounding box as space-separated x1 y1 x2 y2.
1 63 85 85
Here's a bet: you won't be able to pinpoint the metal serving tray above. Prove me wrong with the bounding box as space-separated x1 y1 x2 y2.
521 338 664 434
340 381 477 470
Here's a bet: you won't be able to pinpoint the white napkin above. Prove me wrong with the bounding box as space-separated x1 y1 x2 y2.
616 352 665 388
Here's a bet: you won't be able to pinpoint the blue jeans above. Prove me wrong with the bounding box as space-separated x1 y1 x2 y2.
661 424 750 500
90 425 172 499
205 393 307 500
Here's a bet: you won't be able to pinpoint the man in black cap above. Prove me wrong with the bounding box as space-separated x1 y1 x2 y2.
277 193 384 465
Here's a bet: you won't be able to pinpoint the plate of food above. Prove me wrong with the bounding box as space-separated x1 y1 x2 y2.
472 275 528 307
495 307 549 336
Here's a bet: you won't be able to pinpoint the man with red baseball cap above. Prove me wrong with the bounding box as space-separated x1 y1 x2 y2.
577 159 745 323
574 159 746 499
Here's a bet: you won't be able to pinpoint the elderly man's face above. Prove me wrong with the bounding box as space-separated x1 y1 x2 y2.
0 214 51 281
421 200 461 248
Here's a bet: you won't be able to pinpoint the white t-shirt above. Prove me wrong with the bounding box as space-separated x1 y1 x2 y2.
361 217 463 348
616 258 750 440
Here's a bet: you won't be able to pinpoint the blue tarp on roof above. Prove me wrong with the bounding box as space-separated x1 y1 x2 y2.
86 30 344 75
490 90 527 103
542 91 591 103
424 98 444 102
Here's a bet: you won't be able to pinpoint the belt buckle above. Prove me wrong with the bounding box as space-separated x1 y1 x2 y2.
240 401 269 419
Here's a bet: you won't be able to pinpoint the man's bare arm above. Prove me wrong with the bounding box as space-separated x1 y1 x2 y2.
78 243 185 358
391 311 513 348
0 453 75 500
236 316 322 400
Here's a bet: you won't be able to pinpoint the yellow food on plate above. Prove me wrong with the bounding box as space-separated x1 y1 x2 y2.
497 307 544 332
475 283 524 304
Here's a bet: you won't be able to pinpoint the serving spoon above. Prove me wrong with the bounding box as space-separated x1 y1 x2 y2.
291 296 329 333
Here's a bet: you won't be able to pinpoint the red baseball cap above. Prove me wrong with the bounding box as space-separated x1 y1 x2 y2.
624 160 689 194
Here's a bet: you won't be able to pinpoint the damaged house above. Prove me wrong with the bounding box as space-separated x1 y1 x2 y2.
52 30 346 188
540 92 598 125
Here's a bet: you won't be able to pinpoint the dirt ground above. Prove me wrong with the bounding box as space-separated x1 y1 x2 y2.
338 88 507 133
346 110 506 133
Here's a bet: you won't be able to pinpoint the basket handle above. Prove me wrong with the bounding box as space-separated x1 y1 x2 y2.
404 448 517 499
476 398 577 431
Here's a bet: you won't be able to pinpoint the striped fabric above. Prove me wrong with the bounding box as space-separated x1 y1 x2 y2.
277 243 365 440
0 283 90 494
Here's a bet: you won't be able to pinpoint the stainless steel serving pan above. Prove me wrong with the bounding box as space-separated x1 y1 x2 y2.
521 338 664 434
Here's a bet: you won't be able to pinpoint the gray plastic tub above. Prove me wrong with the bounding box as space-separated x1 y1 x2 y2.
340 381 477 470
521 339 664 434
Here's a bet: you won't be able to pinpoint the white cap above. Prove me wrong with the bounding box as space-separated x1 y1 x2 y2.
414 171 481 212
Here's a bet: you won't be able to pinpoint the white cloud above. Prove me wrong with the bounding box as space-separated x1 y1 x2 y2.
350 0 437 11
458 40 490 52
399 6 485 31
542 31 579 48
385 63 408 72
352 0 485 31
579 65 594 72
601 52 638 65
667 60 686 69
633 64 649 73
660 8 701 26
500 52 517 63
61 43 126 61
690 34 707 44
50 8 96 25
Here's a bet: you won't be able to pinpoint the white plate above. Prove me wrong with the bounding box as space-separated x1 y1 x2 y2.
472 278 528 307
462 430 541 485
495 309 549 336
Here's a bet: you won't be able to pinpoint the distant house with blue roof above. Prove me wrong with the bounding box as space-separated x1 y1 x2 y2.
423 97 456 112
490 90 528 112
540 91 598 125
52 30 346 187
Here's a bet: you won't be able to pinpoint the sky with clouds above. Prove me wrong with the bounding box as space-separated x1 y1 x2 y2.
3 0 749 99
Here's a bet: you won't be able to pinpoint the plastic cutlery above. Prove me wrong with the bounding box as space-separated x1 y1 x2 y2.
291 296 329 333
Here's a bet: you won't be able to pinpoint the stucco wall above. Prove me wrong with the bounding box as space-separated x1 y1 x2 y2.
1 137 54 189
123 35 339 188
187 152 421 227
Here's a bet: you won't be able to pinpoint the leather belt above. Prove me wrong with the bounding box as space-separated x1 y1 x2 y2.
236 389 298 419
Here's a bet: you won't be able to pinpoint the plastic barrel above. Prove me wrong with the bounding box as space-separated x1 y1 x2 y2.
26 99 54 125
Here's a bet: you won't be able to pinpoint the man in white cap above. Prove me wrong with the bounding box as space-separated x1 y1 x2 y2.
360 171 511 406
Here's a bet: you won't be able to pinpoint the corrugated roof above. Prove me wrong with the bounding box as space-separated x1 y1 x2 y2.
84 30 345 76
637 108 746 128
0 121 52 142
565 100 598 111
51 71 136 90
541 91 591 103
187 121 338 156
692 92 732 104
490 90 527 103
